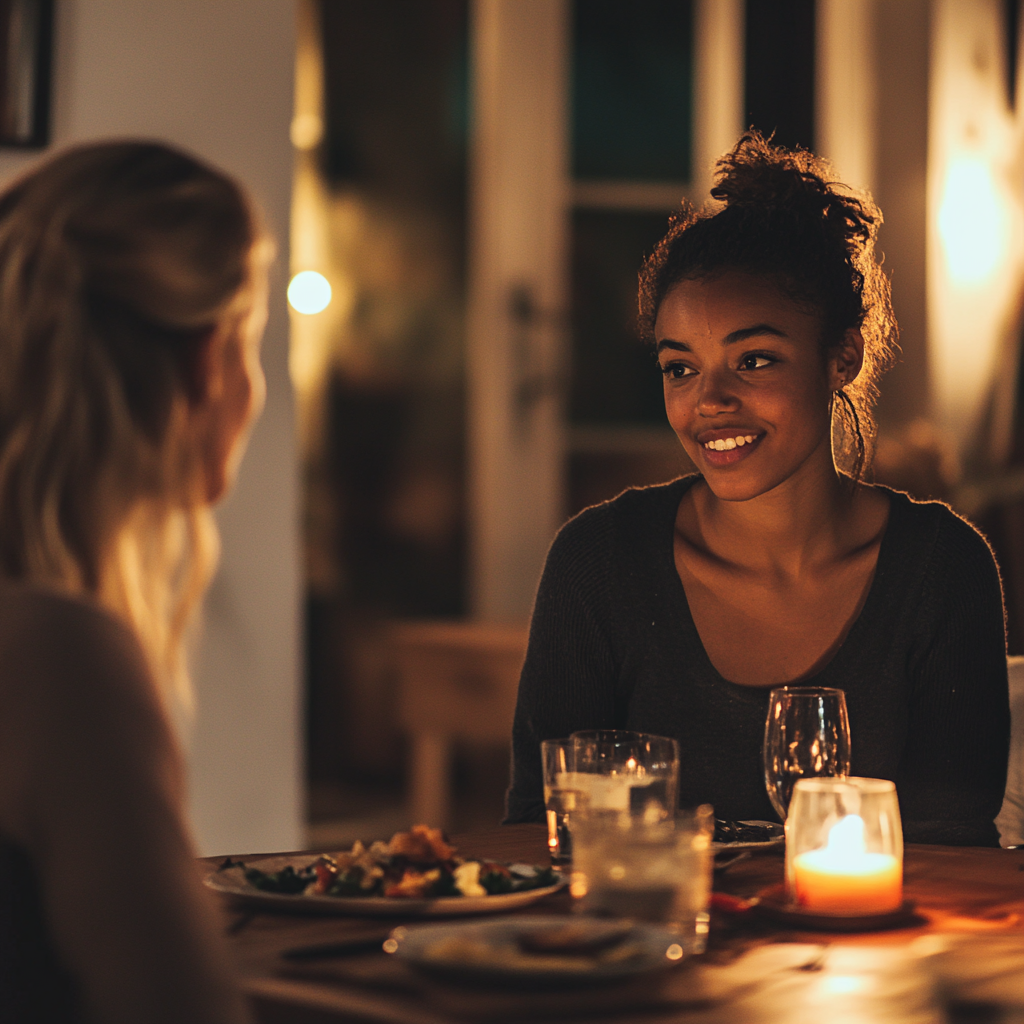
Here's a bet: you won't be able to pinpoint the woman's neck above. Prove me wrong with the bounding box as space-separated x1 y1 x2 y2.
689 458 862 578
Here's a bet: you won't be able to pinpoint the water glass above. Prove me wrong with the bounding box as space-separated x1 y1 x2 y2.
541 738 588 866
569 805 714 952
570 730 680 819
763 686 851 820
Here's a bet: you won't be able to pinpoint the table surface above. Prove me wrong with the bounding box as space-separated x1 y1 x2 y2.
208 824 1024 1024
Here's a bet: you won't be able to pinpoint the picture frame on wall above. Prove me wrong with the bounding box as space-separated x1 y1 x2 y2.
0 0 52 148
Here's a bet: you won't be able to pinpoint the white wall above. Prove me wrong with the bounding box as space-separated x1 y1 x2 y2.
0 0 302 855
467 0 569 623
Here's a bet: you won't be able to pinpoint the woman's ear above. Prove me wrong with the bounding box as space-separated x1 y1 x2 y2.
830 328 865 390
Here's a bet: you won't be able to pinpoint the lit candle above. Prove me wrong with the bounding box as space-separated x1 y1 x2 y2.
792 814 902 915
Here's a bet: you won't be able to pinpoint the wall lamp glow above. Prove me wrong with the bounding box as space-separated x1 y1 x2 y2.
938 157 1007 287
288 271 332 315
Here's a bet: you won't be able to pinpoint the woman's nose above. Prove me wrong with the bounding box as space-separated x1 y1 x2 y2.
696 368 740 416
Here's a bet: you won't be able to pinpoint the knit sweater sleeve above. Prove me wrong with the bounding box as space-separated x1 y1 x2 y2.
899 507 1009 846
503 504 619 824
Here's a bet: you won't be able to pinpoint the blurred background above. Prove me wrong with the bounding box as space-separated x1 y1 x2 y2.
289 0 1024 846
22 0 1022 854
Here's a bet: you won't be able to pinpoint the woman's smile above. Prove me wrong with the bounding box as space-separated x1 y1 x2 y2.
699 430 764 465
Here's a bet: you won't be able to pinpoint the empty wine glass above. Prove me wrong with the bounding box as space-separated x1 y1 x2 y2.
763 686 851 821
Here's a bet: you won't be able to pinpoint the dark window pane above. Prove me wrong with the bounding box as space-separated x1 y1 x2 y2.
744 0 815 151
572 0 694 181
570 209 672 425
320 0 468 200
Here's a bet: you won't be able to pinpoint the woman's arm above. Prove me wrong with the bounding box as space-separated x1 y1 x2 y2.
900 515 1010 846
505 508 620 823
0 591 250 1024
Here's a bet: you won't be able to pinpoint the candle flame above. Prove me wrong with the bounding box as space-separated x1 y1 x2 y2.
625 757 637 770
825 814 866 858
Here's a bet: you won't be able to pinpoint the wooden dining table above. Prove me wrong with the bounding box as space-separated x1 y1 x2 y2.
209 824 1024 1024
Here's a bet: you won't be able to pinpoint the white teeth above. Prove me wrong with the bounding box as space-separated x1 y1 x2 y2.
705 435 757 451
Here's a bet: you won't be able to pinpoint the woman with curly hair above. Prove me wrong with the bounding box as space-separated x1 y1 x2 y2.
0 141 266 1022
506 132 1009 847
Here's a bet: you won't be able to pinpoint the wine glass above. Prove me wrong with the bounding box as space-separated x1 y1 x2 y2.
763 687 851 821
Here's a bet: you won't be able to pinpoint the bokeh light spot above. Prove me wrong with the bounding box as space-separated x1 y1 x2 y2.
288 271 332 314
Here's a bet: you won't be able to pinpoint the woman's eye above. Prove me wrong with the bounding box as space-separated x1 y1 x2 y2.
660 362 695 381
739 353 775 371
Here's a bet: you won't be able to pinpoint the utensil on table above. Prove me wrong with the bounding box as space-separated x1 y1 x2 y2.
763 686 850 821
281 927 395 960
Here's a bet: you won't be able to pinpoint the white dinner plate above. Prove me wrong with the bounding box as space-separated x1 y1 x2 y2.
204 856 566 917
388 915 685 985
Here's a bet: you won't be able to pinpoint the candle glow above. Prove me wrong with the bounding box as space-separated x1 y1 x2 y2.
792 814 902 915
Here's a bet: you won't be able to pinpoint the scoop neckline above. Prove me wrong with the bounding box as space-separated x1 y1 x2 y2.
662 475 898 693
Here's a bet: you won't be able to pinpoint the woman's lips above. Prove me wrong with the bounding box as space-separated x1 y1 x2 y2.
697 431 764 467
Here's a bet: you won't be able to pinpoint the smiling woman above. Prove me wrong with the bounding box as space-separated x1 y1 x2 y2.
506 132 1010 847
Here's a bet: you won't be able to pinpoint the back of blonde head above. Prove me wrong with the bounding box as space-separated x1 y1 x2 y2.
0 141 265 703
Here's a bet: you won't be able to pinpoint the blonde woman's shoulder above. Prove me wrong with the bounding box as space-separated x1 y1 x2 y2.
0 579 179 851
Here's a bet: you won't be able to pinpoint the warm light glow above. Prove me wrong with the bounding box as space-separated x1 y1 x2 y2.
625 757 637 771
792 814 902 915
819 975 871 996
291 112 323 150
938 157 1007 286
666 944 684 961
288 271 332 315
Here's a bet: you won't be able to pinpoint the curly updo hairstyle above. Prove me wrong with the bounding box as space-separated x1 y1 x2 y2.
639 131 898 481
0 141 269 701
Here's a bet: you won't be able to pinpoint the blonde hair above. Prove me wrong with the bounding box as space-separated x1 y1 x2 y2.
0 140 267 705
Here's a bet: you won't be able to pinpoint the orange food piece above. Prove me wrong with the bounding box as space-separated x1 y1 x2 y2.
383 868 438 898
387 824 456 864
312 858 338 894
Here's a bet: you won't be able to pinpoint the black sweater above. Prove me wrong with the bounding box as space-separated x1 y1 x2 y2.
506 476 1010 846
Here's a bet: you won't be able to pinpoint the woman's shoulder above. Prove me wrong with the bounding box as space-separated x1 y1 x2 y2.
874 485 1001 587
539 475 696 600
0 581 175 846
0 580 147 676
554 474 697 545
0 580 161 738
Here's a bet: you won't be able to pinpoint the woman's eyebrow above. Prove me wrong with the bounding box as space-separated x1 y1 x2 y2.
656 339 690 353
724 323 787 344
656 323 787 353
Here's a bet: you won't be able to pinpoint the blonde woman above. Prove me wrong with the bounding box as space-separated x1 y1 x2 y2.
0 142 268 1023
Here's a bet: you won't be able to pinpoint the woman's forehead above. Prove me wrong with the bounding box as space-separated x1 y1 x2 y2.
655 272 822 340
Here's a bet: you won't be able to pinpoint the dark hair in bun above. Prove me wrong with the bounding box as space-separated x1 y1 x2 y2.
638 130 898 481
